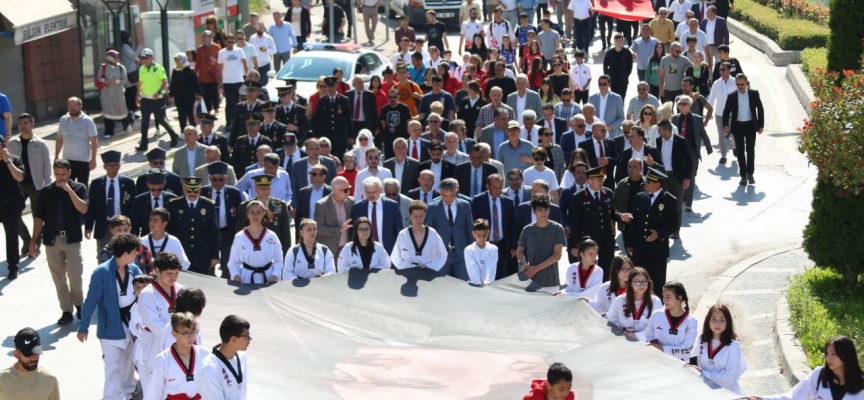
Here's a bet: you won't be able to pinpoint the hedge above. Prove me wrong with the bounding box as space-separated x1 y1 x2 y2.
730 0 830 50
801 47 828 76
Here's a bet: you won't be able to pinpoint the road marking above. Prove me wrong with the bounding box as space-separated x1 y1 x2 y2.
750 339 773 347
723 289 783 296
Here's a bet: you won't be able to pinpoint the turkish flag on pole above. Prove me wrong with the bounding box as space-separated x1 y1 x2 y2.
594 0 656 21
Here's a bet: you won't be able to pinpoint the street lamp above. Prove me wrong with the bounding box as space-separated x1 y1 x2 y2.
154 0 171 79
100 0 128 51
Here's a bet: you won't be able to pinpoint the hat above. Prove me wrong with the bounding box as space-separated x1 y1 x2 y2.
507 121 521 129
586 166 606 179
262 102 278 112
645 167 668 182
283 79 298 86
146 148 167 161
252 174 275 189
100 150 121 164
14 328 42 357
324 76 339 86
245 81 262 90
140 48 154 58
181 176 204 191
146 168 167 185
277 86 293 96
207 161 229 176
244 113 264 124
429 141 444 151
199 113 218 123
399 14 409 19
106 49 120 57
283 132 297 146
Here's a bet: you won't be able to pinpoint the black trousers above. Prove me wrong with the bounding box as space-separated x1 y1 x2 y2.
103 116 130 135
617 20 639 45
175 99 196 131
124 86 138 117
218 228 235 278
17 182 41 246
610 76 629 100
733 122 757 177
68 160 91 187
598 15 614 47
200 83 219 112
223 83 243 128
140 97 176 144
492 240 515 280
1 207 20 270
573 90 589 105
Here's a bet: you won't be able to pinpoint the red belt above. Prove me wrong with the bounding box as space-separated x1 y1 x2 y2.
166 394 201 400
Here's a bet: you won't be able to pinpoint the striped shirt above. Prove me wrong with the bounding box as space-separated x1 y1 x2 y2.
474 103 516 132
58 113 97 162
627 94 661 121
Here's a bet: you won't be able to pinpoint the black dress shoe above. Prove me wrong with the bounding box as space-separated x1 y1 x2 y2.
135 144 148 152
169 135 179 147
57 312 74 325
6 269 18 280
748 175 755 184
739 177 747 186
719 156 727 164
75 305 82 320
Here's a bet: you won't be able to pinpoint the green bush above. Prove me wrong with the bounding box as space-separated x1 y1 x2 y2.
731 0 830 50
802 178 864 283
787 267 864 368
801 47 828 76
826 0 864 71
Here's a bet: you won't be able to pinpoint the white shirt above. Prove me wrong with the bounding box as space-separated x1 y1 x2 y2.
227 228 284 284
736 91 752 121
597 92 609 120
197 350 248 400
705 17 717 45
409 139 425 162
390 226 448 271
680 29 709 52
429 162 443 191
605 294 664 341
499 0 517 9
570 62 592 89
212 189 227 228
465 242 499 286
104 268 136 349
661 136 674 171
520 126 541 146
308 185 326 220
563 262 604 298
283 243 336 279
523 166 560 190
290 7 303 34
675 21 691 40
391 51 412 67
186 146 198 178
568 0 593 20
392 158 406 184
697 339 747 395
366 199 384 241
336 242 392 271
353 167 393 201
142 234 191 270
461 20 484 42
643 309 699 361
104 177 121 219
668 0 693 22
145 346 210 400
217 47 247 84
237 42 257 68
248 32 277 67
487 20 511 48
515 92 528 122
588 282 625 315
594 139 606 160
649 189 663 206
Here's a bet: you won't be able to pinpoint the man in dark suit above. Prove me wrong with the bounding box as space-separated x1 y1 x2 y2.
200 162 246 278
615 126 662 182
699 6 730 66
561 115 590 165
559 161 589 262
197 113 230 163
458 81 487 135
578 121 619 189
346 76 380 138
290 138 338 196
471 174 517 279
236 174 293 254
425 178 474 280
502 169 532 209
166 177 220 275
454 145 497 197
135 148 183 195
84 151 137 253
406 120 431 163
672 96 713 212
568 166 632 280
407 170 440 204
417 141 456 187
383 138 420 194
259 102 289 148
231 113 273 178
655 120 692 238
276 132 307 176
352 178 403 252
293 164 332 239
625 167 679 296
312 76 354 163
538 104 569 144
722 74 764 186
513 180 563 252
130 169 178 237
229 81 266 145
275 85 310 142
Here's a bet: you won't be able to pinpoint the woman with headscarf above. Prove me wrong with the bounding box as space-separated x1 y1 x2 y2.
352 129 375 170
168 52 203 131
98 49 130 139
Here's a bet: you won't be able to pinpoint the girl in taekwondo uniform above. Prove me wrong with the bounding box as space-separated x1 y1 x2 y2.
145 312 210 400
606 267 663 341
584 255 633 315
694 304 747 395
337 217 392 271
645 281 700 364
390 200 448 271
564 237 604 299
228 200 284 284
284 219 336 280
750 336 864 400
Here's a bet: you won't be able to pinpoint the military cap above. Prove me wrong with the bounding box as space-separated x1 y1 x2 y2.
244 113 265 124
146 168 167 185
199 113 218 123
181 176 204 191
262 102 278 112
277 86 293 96
324 76 339 86
207 161 229 176
245 80 262 90
100 150 121 164
252 174 275 189
586 166 606 179
645 167 668 182
146 148 167 161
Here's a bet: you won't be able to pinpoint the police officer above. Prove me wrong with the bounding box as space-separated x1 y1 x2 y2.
274 86 309 142
200 162 248 279
197 113 231 163
166 177 220 275
259 102 288 148
0 142 26 280
235 174 292 254
135 148 183 195
229 80 265 146
567 166 633 279
312 76 353 162
231 113 273 179
85 150 137 253
625 167 679 296
129 169 178 236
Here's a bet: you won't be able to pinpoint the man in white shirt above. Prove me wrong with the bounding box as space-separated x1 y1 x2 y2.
391 37 414 67
248 23 277 86
568 0 594 51
674 10 695 40
236 153 293 203
668 0 693 29
487 7 512 48
459 8 484 53
521 110 541 146
354 147 393 200
443 132 470 165
679 18 709 56
706 61 737 164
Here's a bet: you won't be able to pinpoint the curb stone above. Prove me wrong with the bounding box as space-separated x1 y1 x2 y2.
785 64 816 116
727 17 802 66
775 294 813 385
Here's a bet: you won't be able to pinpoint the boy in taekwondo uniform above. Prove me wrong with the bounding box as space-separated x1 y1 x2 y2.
198 315 252 400
136 251 185 389
145 311 210 400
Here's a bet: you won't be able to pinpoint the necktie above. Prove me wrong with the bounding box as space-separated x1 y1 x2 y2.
423 192 428 204
189 201 195 211
286 154 294 175
250 137 256 147
598 141 607 174
371 202 379 242
354 95 361 120
154 197 160 209
594 191 600 201
447 204 454 225
215 190 223 228
701 4 705 20
412 141 419 159
526 129 532 142
473 169 480 196
491 197 499 241
107 179 116 217
514 190 520 206
681 116 688 138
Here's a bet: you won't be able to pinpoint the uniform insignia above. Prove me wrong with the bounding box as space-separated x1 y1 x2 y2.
123 192 131 203
231 207 237 217
659 204 665 211
201 208 207 216
179 209 184 214
337 108 342 114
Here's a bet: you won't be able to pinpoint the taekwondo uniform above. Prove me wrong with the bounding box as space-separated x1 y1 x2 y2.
197 347 249 400
563 262 604 299
336 242 392 271
696 338 747 394
644 309 699 362
144 345 210 400
227 227 285 284
390 226 449 271
136 281 184 388
141 233 191 270
605 294 663 341
283 243 336 280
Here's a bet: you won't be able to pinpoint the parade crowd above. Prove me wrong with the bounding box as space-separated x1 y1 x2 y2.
2 0 863 398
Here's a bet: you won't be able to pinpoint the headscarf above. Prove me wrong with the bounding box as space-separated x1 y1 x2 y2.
174 52 188 70
353 129 374 170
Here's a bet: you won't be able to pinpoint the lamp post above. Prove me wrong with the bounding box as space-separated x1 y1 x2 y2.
100 0 128 51
154 0 171 80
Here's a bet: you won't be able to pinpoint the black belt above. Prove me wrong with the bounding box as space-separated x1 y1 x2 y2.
58 231 67 237
119 301 135 328
242 262 273 283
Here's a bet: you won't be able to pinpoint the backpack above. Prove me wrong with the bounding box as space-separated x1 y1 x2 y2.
94 63 107 91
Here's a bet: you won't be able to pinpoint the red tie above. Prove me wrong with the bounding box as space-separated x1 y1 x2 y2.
354 95 361 120
598 141 606 174
681 117 688 137
701 4 705 20
412 141 419 159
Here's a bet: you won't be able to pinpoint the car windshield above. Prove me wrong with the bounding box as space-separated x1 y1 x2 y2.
275 56 354 81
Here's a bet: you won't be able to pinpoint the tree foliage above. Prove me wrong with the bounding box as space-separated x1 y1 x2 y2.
826 0 864 71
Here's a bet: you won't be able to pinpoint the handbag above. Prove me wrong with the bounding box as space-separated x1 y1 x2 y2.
94 63 107 91
127 69 139 84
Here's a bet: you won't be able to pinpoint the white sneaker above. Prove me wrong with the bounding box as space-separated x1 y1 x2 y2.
126 124 133 135
104 133 113 139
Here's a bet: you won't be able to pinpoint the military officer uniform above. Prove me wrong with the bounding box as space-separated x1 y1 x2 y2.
135 148 183 195
85 151 137 253
197 113 231 163
311 76 353 163
129 169 178 236
259 102 289 148
200 162 247 278
568 166 626 281
235 175 293 255
166 177 220 275
624 167 679 296
229 81 266 145
231 114 273 178
275 86 309 142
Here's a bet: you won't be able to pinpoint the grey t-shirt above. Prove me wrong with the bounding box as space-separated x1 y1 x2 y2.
518 220 566 287
58 113 98 162
537 30 560 61
659 55 692 91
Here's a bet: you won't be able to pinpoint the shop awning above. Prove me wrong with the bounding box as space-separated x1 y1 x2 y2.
0 0 77 45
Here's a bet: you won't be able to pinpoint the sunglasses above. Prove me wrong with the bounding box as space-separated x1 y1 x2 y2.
210 177 225 182
338 188 351 193
643 112 654 115
553 63 563 67
576 124 586 128
541 132 552 136
367 156 380 160
309 172 324 177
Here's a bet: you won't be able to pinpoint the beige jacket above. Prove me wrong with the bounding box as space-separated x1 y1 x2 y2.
7 135 52 190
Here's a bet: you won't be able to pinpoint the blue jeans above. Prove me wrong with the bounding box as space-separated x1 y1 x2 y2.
573 17 592 51
257 64 270 86
325 33 344 43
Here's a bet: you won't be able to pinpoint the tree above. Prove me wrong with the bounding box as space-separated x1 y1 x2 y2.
826 0 864 72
